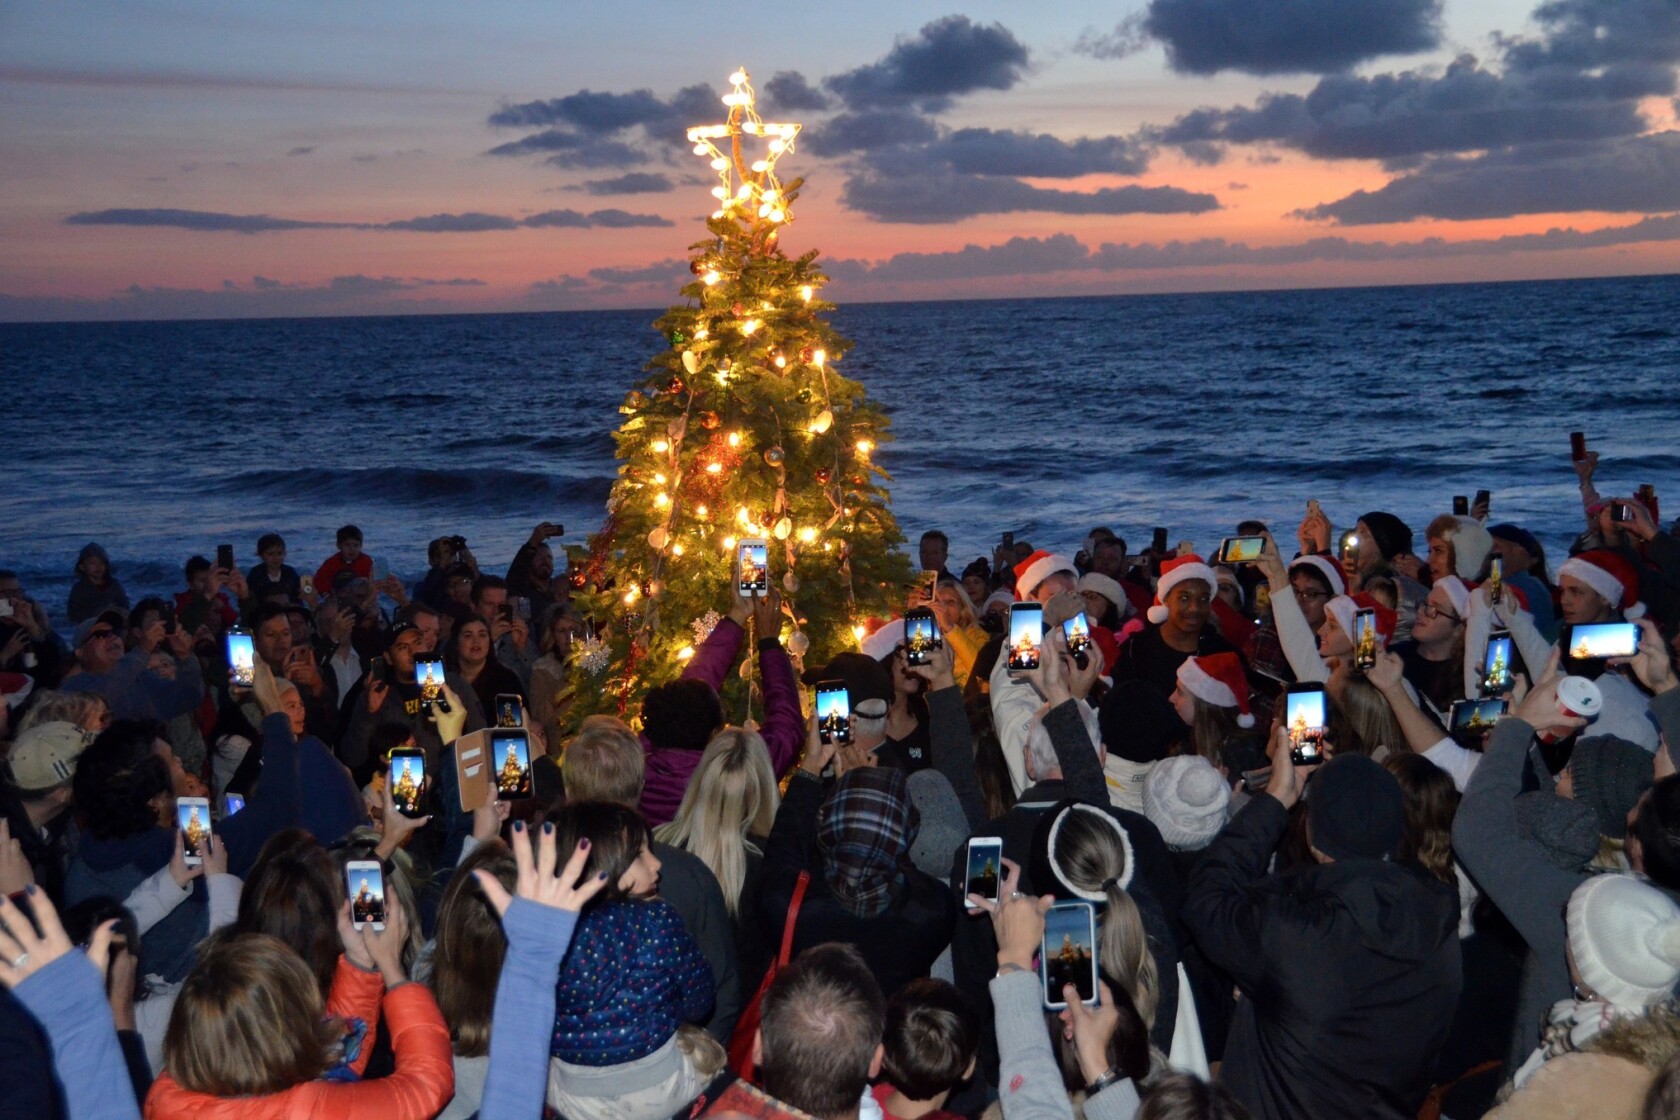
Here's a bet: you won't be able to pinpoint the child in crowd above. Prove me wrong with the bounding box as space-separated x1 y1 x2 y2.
871 977 979 1120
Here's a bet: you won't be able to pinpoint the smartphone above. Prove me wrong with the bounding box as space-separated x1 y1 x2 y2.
815 680 851 746
1565 621 1641 662
738 537 768 596
415 658 446 709
1007 602 1044 675
222 792 246 817
491 729 533 800
903 607 943 667
1284 683 1327 766
216 543 235 572
513 595 531 622
1570 431 1587 462
1218 536 1265 565
1481 631 1515 694
177 796 211 866
1062 611 1092 669
388 748 427 818
226 628 255 689
1041 900 1099 1010
1450 697 1508 733
1000 531 1014 555
1338 529 1359 568
1489 555 1503 606
1452 495 1469 517
1610 501 1635 524
919 569 940 601
346 860 386 931
495 693 525 728
1151 527 1169 555
964 837 1004 912
1474 489 1491 515
1352 608 1378 673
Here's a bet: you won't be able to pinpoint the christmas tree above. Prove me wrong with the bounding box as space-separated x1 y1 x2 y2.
569 69 911 726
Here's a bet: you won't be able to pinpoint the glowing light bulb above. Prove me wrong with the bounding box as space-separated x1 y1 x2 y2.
741 319 760 335
654 492 670 508
751 160 769 173
653 472 667 485
651 439 670 453
852 625 867 644
798 527 817 543
710 157 729 171
812 349 826 366
705 461 723 475
727 431 741 447
774 354 786 368
729 69 747 85
856 439 874 454
768 209 785 222
711 186 728 200
692 143 708 155
702 270 720 286
723 535 736 550
694 327 709 340
736 507 751 526
769 140 785 153
677 644 695 661
623 586 640 605
672 543 685 557
695 504 709 518
800 286 813 302
711 210 725 220
743 121 761 135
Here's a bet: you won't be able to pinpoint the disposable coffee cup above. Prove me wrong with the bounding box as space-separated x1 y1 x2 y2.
1538 676 1602 743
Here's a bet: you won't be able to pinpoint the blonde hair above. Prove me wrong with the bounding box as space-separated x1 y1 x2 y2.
653 727 780 916
561 715 645 807
16 690 107 734
164 932 341 1096
1052 808 1160 1028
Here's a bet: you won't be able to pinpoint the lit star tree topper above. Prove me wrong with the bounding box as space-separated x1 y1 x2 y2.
566 67 910 728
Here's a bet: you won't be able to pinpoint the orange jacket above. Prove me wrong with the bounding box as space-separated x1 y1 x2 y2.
144 967 453 1120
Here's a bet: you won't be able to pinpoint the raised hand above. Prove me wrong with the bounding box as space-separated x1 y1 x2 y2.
0 888 117 989
474 821 608 920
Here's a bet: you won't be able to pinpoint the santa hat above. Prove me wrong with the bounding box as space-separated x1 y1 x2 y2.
1325 592 1397 650
1559 549 1647 620
1290 554 1348 598
1435 575 1471 620
1014 551 1076 600
1148 555 1218 625
1176 651 1254 728
859 617 904 661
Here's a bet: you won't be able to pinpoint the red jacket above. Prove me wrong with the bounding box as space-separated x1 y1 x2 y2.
313 553 374 596
145 963 453 1120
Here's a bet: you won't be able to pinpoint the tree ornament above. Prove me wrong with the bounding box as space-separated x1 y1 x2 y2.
782 570 800 593
814 467 832 484
800 347 813 363
700 410 721 429
773 517 792 540
682 351 699 375
796 387 813 403
626 391 650 410
763 446 786 466
787 630 810 656
689 259 706 276
732 303 744 316
668 415 688 441
738 658 754 680
648 579 666 599
718 358 733 374
691 610 721 644
576 633 611 675
647 527 669 550
667 375 686 395
809 409 833 434
669 328 687 346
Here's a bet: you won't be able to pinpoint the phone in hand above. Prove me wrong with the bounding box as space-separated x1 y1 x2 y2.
919 569 940 602
216 544 235 572
388 748 427 818
737 538 768 597
1218 536 1265 565
1062 611 1092 670
903 607 943 667
1452 495 1469 517
415 658 449 712
1041 900 1099 1010
177 797 211 866
964 837 1003 912
495 693 525 728
1610 501 1635 524
1001 531 1014 555
226 628 255 689
815 680 851 746
1151 527 1169 555
1474 489 1491 515
1352 607 1378 673
491 729 533 800
346 860 386 931
1007 602 1044 675
1488 555 1503 606
1284 683 1327 766
1450 697 1508 735
1564 621 1640 663
1481 631 1515 694
1570 431 1588 462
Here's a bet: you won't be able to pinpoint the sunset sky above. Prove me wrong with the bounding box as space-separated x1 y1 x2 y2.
4 0 1679 320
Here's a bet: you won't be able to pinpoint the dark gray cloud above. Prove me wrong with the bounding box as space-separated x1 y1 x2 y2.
586 259 689 285
64 206 671 234
484 130 649 169
0 273 491 322
762 70 831 112
1142 0 1440 76
1298 132 1680 223
286 146 315 157
841 169 1219 223
898 128 1151 178
485 83 717 171
802 110 942 156
825 15 1030 112
570 172 675 195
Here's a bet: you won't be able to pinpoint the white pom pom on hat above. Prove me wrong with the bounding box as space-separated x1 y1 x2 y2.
1567 873 1680 1011
1148 555 1218 625
1560 550 1648 621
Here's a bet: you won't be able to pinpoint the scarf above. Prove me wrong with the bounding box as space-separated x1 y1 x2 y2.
815 768 918 919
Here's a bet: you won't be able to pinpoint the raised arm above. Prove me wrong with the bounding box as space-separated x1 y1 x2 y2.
1257 534 1328 684
910 644 987 829
753 589 804 775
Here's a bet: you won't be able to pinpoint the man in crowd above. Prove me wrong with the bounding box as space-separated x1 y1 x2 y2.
471 574 535 688
61 609 205 724
251 602 337 741
919 530 957 585
0 569 70 689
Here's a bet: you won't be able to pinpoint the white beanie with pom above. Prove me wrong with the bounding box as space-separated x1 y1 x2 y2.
1567 873 1680 1011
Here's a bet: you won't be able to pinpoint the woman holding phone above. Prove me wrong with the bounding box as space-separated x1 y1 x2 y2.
446 617 526 729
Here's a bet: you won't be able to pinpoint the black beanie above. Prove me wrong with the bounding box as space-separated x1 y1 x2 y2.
1358 512 1414 562
1307 754 1405 862
1098 680 1181 764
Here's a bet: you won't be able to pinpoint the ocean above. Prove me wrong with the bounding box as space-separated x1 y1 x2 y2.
4 273 1678 615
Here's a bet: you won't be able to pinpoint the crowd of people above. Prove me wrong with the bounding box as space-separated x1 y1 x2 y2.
2 448 1679 1120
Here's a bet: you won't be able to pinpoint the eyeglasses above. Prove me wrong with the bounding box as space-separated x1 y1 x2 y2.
1417 601 1462 624
1291 586 1329 602
87 629 119 640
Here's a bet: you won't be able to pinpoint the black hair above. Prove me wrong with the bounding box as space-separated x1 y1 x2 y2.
1236 520 1269 536
469 574 508 604
184 555 211 579
1636 776 1680 892
129 596 173 629
255 602 292 628
336 525 362 544
920 530 949 547
544 800 650 902
256 533 285 554
640 678 725 752
74 720 174 840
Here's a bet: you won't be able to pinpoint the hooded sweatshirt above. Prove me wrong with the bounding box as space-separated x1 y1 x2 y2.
1184 795 1461 1120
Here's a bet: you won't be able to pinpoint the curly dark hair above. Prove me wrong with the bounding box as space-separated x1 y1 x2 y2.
73 720 173 840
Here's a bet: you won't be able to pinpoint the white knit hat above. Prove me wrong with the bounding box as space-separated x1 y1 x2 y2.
1142 755 1230 851
1445 517 1495 581
1567 873 1680 1010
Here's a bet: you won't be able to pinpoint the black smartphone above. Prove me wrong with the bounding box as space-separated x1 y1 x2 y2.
1042 900 1099 1010
216 543 235 572
1007 602 1044 675
1000 531 1015 556
815 680 851 746
226 628 255 688
414 658 449 712
1481 630 1515 694
1565 621 1640 663
1218 536 1265 565
1610 501 1635 523
177 797 211 866
1489 555 1503 606
903 607 943 667
1474 489 1491 515
1062 611 1092 669
964 836 1003 912
738 538 768 596
1151 527 1169 555
388 748 427 818
1450 697 1508 734
1570 431 1587 462
1352 608 1378 673
1452 495 1469 517
346 861 386 931
492 729 533 800
1284 683 1327 766
495 693 525 728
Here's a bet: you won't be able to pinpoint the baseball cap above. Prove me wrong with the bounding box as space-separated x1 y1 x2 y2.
6 721 94 791
73 608 128 649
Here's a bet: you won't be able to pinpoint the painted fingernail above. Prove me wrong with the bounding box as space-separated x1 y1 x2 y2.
512 820 525 832
579 837 590 849
597 871 608 880
543 822 554 835
26 884 37 895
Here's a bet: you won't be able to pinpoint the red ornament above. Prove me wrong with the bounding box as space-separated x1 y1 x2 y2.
689 260 706 275
814 467 833 484
732 303 744 316
700 410 721 429
666 376 686 395
800 348 813 363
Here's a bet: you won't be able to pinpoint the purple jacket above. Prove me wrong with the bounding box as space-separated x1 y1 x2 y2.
640 618 802 827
